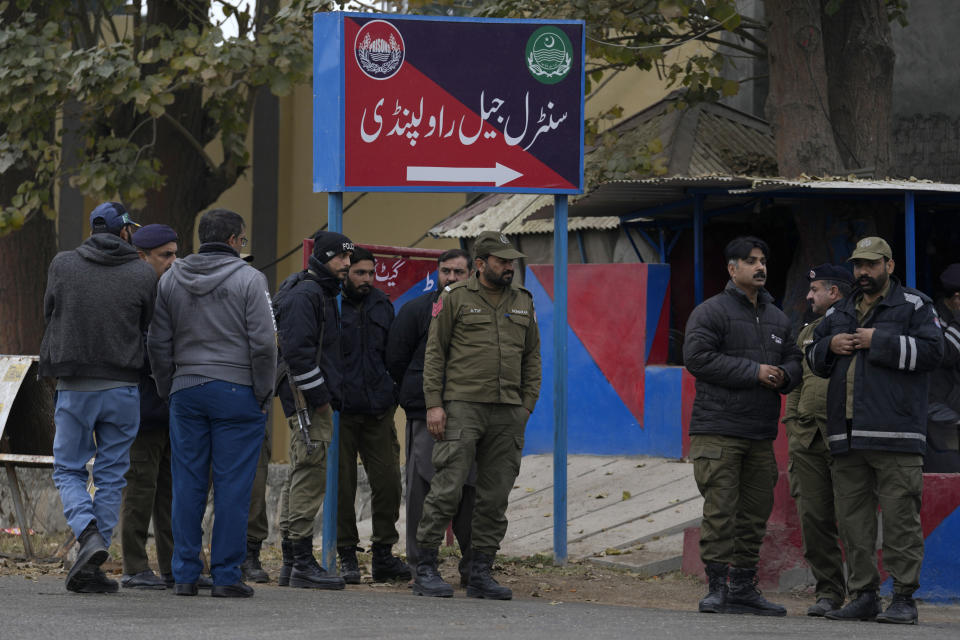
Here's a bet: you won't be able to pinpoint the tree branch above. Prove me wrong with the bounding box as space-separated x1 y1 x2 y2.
160 111 217 171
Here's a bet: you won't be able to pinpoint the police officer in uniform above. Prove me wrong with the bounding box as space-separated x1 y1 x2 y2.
924 263 960 472
683 236 802 616
807 237 944 624
336 247 410 583
273 231 354 590
783 264 853 616
386 249 475 587
413 231 541 600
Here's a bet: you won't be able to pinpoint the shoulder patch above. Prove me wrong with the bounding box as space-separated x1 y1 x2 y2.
431 297 443 318
903 292 925 311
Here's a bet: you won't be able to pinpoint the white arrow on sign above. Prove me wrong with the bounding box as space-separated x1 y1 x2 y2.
406 163 523 187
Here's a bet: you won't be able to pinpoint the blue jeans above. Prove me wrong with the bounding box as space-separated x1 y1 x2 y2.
169 381 265 586
52 387 140 546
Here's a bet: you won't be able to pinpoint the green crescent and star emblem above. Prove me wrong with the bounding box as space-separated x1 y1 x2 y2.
525 26 573 85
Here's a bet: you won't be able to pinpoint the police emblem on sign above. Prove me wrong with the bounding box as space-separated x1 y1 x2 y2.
525 26 573 85
354 20 404 80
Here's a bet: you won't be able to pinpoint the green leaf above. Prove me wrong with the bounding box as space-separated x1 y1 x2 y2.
721 79 739 96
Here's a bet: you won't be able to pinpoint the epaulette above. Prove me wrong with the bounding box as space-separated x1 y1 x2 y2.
445 280 469 292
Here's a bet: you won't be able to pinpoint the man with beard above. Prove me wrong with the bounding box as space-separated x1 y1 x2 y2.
273 231 353 590
807 237 943 624
386 249 475 588
413 231 541 600
783 264 853 616
335 247 410 583
683 236 801 617
923 263 960 472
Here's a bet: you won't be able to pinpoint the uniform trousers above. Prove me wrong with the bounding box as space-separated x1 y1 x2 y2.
417 400 525 556
832 449 924 596
246 420 272 544
405 418 475 567
690 433 778 568
787 428 844 602
277 405 333 541
120 426 173 575
337 409 402 548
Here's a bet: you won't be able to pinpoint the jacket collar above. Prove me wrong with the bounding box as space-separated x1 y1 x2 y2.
724 279 773 307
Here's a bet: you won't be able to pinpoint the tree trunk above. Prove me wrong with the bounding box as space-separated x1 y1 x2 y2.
822 0 895 176
0 210 57 355
764 0 844 177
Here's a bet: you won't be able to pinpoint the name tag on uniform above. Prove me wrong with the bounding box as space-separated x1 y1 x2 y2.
510 308 529 315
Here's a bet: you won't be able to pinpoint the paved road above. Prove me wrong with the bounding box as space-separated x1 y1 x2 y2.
3 576 958 640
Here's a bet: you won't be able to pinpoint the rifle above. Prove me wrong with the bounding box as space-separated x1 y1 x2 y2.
276 358 317 453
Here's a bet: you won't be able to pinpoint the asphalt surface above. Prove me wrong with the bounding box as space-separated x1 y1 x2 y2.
3 576 958 640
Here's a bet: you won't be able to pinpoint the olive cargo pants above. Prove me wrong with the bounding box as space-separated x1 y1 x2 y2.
787 428 845 602
277 405 333 540
691 434 778 568
337 409 402 548
417 400 526 556
832 449 924 596
120 427 173 576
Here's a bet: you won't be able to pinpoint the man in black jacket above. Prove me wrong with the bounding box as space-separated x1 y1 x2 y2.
683 236 801 617
924 263 960 472
807 237 944 624
274 231 353 591
335 247 409 583
385 249 474 587
40 202 157 594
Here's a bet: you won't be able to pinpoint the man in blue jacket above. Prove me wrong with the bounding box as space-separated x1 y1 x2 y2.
336 247 409 583
40 202 156 594
807 237 944 624
148 209 277 598
683 236 802 617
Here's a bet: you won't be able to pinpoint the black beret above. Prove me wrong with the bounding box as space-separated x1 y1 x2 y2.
132 224 178 249
940 263 960 292
807 263 854 285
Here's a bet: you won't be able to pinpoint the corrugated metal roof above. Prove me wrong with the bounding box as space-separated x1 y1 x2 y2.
732 178 960 194
502 215 621 235
430 193 548 238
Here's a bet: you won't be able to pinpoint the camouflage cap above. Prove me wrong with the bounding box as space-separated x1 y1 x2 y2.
474 230 525 260
848 236 892 261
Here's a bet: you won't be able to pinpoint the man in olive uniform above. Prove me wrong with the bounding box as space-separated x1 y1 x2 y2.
783 264 853 616
413 231 541 600
808 237 943 624
683 236 802 617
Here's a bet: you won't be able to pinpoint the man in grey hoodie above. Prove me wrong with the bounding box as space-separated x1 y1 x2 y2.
147 209 276 598
40 202 157 594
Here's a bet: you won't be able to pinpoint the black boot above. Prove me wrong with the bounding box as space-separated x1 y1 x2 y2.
289 537 345 590
278 538 293 587
725 567 786 616
458 552 471 588
74 568 119 594
371 543 412 582
876 593 918 625
338 545 362 585
66 520 109 593
698 562 728 613
240 538 269 584
807 597 841 617
466 551 512 600
825 590 881 621
412 547 453 598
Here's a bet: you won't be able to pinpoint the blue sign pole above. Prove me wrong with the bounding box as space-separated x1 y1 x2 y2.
322 191 343 572
905 190 916 288
693 194 704 305
553 194 568 565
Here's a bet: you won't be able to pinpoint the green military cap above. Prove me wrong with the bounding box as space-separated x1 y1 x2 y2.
474 231 525 260
848 236 892 261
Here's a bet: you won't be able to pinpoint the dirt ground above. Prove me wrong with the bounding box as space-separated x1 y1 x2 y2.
3 532 959 624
